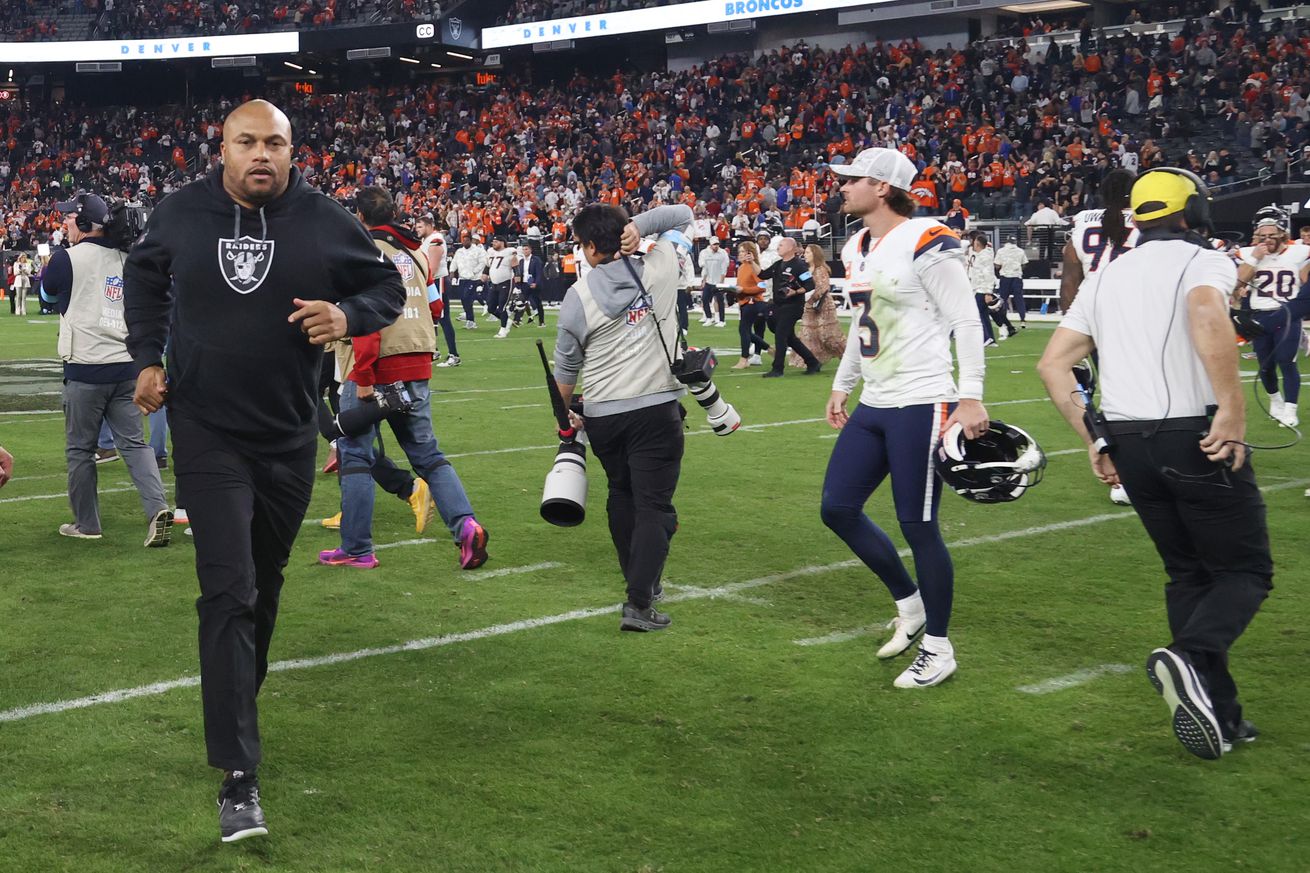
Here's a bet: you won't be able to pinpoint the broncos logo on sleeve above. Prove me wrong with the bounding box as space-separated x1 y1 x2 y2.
912 225 963 261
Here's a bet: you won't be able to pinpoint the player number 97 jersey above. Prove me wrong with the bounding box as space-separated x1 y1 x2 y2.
1071 209 1139 287
1238 242 1310 311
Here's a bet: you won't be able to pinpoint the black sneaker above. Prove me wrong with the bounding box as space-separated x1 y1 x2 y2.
762 371 784 379
804 365 822 375
218 771 268 843
1221 719 1259 753
652 583 665 603
1146 648 1224 760
620 602 671 632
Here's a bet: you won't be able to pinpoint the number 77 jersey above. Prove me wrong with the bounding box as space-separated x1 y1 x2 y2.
838 218 970 407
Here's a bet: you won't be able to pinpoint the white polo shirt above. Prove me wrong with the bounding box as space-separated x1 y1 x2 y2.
1061 239 1238 421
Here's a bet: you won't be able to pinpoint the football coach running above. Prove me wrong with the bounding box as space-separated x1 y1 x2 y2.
1038 168 1271 761
123 99 406 842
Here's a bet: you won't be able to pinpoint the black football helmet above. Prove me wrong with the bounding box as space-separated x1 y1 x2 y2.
1253 205 1291 236
936 420 1046 503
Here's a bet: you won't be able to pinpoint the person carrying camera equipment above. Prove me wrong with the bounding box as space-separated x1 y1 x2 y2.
1037 167 1270 761
124 100 407 843
416 213 460 367
484 236 519 339
822 148 988 690
698 237 729 326
320 186 490 571
759 235 822 378
41 192 172 545
451 233 487 330
553 203 697 632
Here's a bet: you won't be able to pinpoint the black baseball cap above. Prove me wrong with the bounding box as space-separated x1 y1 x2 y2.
56 193 110 226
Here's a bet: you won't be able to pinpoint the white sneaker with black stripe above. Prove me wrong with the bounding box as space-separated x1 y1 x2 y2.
144 508 174 548
877 611 925 659
1146 647 1223 760
893 645 957 688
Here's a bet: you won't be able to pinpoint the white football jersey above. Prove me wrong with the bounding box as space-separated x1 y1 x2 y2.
486 248 516 284
836 218 979 407
1071 209 1139 288
1238 242 1310 310
420 231 449 279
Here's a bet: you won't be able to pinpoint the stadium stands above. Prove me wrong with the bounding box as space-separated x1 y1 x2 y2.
3 3 1304 259
0 0 439 42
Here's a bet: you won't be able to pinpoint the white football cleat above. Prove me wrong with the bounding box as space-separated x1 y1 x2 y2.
1268 393 1285 421
494 327 510 339
893 645 957 689
1109 484 1131 505
714 319 727 327
747 354 763 366
1276 404 1299 429
877 612 925 659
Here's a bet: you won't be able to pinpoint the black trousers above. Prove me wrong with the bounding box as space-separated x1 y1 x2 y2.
585 400 685 610
512 286 545 325
700 284 725 321
768 302 819 373
171 412 316 771
677 289 692 332
1108 419 1273 728
488 280 512 328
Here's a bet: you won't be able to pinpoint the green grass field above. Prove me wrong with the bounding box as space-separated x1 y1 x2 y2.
1 310 1307 873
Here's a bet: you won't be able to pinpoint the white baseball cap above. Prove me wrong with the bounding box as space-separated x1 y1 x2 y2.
830 148 918 191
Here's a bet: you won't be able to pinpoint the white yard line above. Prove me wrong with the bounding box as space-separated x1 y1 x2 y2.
2 476 1305 724
0 485 136 505
1015 664 1136 695
793 624 887 647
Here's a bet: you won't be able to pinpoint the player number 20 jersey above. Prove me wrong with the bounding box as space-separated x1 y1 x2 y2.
1238 242 1310 311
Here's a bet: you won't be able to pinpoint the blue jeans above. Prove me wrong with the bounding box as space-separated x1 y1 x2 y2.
338 380 476 556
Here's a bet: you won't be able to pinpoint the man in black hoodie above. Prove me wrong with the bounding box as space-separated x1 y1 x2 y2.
123 99 406 844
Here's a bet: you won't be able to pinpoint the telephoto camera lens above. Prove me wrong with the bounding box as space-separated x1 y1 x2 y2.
687 380 740 435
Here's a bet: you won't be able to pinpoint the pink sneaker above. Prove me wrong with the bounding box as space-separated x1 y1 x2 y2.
318 548 378 569
457 517 489 569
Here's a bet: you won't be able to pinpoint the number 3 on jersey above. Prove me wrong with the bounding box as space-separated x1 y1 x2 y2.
858 301 881 359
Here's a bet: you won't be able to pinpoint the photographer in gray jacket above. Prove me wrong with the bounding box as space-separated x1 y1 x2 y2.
553 203 693 632
42 193 171 546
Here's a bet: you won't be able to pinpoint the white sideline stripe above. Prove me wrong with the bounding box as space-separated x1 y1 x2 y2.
1015 664 1135 695
0 409 60 415
4 478 1308 725
374 538 439 550
500 403 544 410
793 623 886 647
467 561 563 580
0 417 64 426
0 485 135 505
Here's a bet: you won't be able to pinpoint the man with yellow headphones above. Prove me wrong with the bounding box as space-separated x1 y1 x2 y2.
1038 167 1273 761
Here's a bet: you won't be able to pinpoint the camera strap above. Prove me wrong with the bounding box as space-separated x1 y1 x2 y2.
619 254 685 368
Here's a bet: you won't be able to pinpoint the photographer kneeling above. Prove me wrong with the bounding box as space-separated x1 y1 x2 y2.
553 203 694 632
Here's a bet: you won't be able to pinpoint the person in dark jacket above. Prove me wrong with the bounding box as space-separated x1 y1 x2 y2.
123 99 406 845
760 236 822 377
512 242 546 326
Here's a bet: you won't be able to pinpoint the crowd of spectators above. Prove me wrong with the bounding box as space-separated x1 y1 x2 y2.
1 0 439 42
5 4 1310 264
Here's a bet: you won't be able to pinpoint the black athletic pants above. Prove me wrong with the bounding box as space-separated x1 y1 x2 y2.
171 411 316 771
768 301 819 373
677 289 692 332
1107 418 1273 730
488 280 512 328
585 400 685 610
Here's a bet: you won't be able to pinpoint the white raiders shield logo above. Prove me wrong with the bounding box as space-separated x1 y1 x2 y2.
218 236 275 294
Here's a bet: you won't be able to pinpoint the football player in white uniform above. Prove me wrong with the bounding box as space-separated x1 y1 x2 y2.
823 148 988 689
1236 206 1310 427
1060 169 1138 504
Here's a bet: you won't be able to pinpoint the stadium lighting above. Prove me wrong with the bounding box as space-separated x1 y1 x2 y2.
399 56 420 64
283 61 303 70
447 51 474 60
430 63 443 68
998 0 1087 11
307 69 318 75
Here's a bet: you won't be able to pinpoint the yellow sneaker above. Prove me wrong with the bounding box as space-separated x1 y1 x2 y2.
321 512 341 530
408 479 435 534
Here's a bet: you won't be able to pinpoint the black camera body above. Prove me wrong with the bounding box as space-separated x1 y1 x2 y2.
102 201 150 252
672 346 717 385
1073 363 1113 454
318 381 416 441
